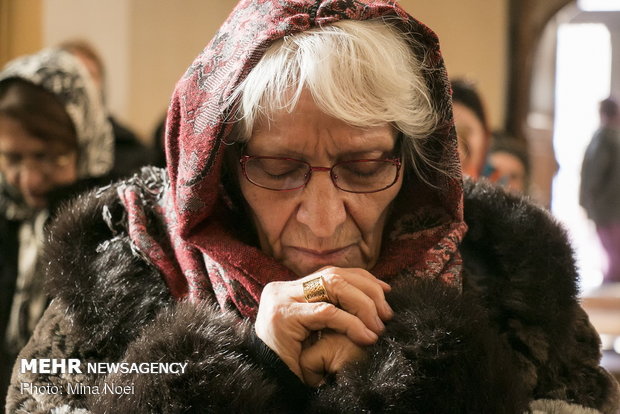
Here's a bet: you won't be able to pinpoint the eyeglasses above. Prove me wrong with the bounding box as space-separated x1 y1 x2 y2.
239 155 402 193
0 150 76 175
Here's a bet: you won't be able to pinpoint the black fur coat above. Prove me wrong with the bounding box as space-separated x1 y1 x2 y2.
5 174 620 414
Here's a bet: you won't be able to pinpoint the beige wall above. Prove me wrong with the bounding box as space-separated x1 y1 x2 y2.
127 0 508 139
400 0 508 130
0 0 43 67
43 0 132 131
36 0 507 142
128 1 237 140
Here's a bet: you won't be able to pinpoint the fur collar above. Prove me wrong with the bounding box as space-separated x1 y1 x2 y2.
35 170 618 413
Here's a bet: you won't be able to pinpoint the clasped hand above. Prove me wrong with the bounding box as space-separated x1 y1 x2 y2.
255 266 393 386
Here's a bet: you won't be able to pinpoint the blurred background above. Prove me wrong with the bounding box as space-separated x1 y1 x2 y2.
1 0 619 301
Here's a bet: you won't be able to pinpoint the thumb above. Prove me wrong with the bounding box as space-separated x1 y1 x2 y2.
299 332 365 387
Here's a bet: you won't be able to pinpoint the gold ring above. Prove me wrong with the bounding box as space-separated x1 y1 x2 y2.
303 276 331 303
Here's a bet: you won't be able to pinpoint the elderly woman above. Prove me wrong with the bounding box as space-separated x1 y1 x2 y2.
0 49 113 406
7 1 620 413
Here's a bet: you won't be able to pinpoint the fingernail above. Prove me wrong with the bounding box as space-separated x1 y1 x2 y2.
379 280 392 291
365 328 378 341
383 302 394 318
375 316 385 332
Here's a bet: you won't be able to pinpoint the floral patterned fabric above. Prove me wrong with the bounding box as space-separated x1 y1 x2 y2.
118 0 467 319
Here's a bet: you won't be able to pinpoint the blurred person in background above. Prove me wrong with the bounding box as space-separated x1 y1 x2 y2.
485 132 530 195
580 97 620 284
451 79 491 179
60 39 154 177
0 48 114 405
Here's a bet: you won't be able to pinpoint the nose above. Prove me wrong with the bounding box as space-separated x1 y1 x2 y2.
18 163 48 199
296 170 347 238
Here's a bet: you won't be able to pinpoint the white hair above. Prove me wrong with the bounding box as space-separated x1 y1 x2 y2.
228 18 438 175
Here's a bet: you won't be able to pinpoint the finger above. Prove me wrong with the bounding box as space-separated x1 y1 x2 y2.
301 361 324 387
279 277 392 330
314 266 390 290
300 333 365 387
254 321 305 380
315 266 391 291
291 302 379 345
298 268 393 322
318 268 394 322
323 278 386 334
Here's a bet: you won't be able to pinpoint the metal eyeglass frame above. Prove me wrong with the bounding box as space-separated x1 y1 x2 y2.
239 155 402 194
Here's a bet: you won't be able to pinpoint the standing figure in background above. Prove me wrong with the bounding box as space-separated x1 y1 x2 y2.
451 79 491 179
60 39 154 177
0 48 114 405
580 97 620 284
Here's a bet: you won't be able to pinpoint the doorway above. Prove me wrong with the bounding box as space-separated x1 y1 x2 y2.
552 22 612 291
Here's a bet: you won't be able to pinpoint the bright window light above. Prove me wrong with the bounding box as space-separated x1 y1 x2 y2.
578 0 620 11
552 23 611 293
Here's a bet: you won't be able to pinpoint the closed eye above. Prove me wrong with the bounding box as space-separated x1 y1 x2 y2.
339 162 388 177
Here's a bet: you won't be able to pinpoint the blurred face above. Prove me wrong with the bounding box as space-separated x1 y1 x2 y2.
453 102 488 178
238 92 403 276
0 116 78 209
488 151 526 194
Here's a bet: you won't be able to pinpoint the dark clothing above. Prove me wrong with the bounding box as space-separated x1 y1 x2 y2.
0 177 114 408
0 221 19 341
0 220 18 409
6 171 620 413
580 126 620 282
109 116 155 177
580 126 620 225
150 115 166 168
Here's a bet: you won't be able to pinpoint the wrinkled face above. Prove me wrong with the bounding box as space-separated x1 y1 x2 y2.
0 116 78 209
238 92 403 276
453 102 488 178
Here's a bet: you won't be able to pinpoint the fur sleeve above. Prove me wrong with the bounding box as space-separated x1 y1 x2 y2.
461 180 620 413
43 181 172 358
87 300 309 414
6 176 172 413
6 300 97 414
310 279 531 413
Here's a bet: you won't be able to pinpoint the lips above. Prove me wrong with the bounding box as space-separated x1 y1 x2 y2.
281 244 364 275
286 245 357 267
293 245 351 256
293 245 352 256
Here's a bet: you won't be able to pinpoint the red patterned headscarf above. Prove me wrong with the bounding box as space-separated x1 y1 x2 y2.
118 0 467 319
